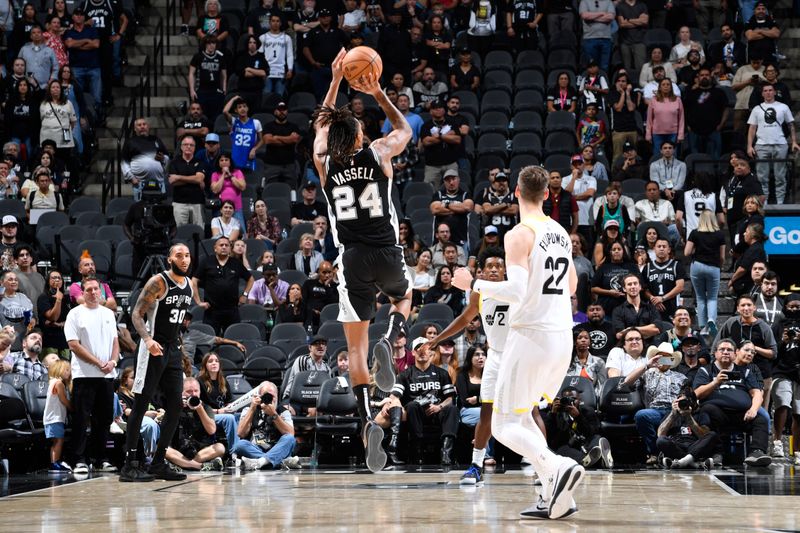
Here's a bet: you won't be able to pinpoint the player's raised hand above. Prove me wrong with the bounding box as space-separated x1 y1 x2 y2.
354 71 381 96
452 267 474 291
331 48 347 82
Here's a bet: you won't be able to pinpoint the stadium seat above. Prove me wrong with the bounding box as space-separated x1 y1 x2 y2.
314 378 360 450
482 71 513 95
287 91 317 116
644 28 672 54
95 225 128 245
287 370 330 429
477 133 509 159
514 69 546 95
247 345 288 367
558 375 597 411
417 303 455 327
263 182 292 200
269 323 307 344
0 199 26 221
224 323 263 341
516 49 545 73
484 50 514 74
546 50 578 73
402 182 434 204
227 375 253 402
513 90 545 114
0 374 30 395
75 211 107 229
511 133 543 158
544 131 578 156
113 253 135 290
278 269 307 286
480 90 512 115
368 321 389 341
22 379 48 427
479 111 510 136
318 321 345 342
320 303 339 324
548 31 578 53
242 357 282 388
36 211 69 228
510 154 540 175
67 196 102 221
289 222 313 239
189 322 216 336
545 111 577 134
217 344 246 366
77 240 113 270
544 154 572 176
621 179 647 197
546 69 577 89
404 195 432 215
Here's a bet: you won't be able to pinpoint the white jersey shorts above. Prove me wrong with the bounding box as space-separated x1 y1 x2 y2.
480 347 502 404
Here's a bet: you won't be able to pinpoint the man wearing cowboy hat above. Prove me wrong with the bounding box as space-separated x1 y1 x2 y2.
624 341 687 465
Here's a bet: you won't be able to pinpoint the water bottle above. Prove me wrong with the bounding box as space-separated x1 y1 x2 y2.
248 197 255 213
505 139 512 152
306 324 314 344
281 228 289 240
508 120 514 132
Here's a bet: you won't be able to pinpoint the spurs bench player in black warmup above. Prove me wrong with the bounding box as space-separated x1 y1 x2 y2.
312 49 413 473
120 244 194 482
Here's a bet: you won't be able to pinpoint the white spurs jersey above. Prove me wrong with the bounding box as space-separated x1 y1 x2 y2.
510 216 573 331
478 296 511 353
680 188 719 236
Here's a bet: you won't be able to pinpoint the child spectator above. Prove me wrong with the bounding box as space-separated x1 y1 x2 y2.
576 103 607 156
45 359 72 472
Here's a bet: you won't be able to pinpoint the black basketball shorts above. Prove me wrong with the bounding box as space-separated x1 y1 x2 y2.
336 245 411 322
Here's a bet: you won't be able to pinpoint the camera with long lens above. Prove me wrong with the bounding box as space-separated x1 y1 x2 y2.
261 392 274 405
560 396 576 407
186 396 201 408
677 398 691 410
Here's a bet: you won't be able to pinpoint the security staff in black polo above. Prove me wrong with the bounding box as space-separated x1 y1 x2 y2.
302 8 348 101
167 135 206 227
191 236 254 334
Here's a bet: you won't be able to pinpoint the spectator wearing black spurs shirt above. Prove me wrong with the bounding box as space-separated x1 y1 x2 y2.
290 180 327 226
391 337 458 466
577 302 617 360
642 237 685 321
80 0 128 104
189 36 227 126
478 171 518 241
176 102 211 149
262 102 302 187
430 169 473 251
234 35 268 114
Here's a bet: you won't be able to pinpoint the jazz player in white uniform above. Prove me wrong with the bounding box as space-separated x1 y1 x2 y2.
453 165 581 520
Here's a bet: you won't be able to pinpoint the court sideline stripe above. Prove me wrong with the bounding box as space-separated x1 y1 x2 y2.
709 474 742 497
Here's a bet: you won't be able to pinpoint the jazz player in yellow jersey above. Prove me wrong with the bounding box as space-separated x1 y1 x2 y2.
453 165 581 520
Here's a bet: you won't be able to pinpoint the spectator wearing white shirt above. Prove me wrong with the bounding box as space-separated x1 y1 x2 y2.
635 180 681 245
642 66 681 104
563 154 598 246
639 47 677 88
746 83 800 205
258 14 294 97
669 27 705 71
606 327 648 378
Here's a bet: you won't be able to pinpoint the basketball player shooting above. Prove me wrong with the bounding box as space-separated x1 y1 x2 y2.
119 244 194 482
312 48 414 473
452 166 582 520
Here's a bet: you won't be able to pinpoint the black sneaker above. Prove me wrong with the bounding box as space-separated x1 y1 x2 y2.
148 461 187 481
744 449 772 467
119 461 155 482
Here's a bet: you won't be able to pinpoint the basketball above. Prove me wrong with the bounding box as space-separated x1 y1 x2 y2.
342 46 383 87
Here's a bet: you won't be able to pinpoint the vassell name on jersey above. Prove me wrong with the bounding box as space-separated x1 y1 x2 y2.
328 166 375 186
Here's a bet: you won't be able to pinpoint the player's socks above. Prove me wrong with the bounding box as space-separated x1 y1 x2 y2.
384 312 406 344
353 384 372 427
472 447 487 467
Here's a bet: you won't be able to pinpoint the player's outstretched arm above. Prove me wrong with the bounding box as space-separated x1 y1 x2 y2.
132 274 167 356
320 48 347 113
359 72 412 160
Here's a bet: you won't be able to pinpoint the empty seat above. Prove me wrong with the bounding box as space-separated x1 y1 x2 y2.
317 321 345 341
546 111 577 134
275 237 298 254
417 303 455 325
548 31 578 53
544 131 578 156
484 50 514 74
269 322 308 344
224 323 263 341
477 133 509 159
511 133 543 158
644 28 672 54
480 90 512 115
482 70 513 94
36 211 69 228
289 222 313 239
320 303 339 324
287 91 317 115
0 199 26 222
514 69 546 95
67 196 102 221
278 269 307 286
113 253 135 291
546 50 577 73
247 345 287 366
404 195 432 215
513 90 545 113
512 111 544 135
478 111 510 136
242 357 283 387
75 211 107 228
95 225 128 244
216 344 246 366
516 50 545 73
106 197 135 219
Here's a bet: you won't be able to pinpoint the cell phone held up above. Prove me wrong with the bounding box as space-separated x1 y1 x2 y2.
723 370 743 381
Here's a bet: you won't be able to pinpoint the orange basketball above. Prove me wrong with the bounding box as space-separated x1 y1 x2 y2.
342 46 383 87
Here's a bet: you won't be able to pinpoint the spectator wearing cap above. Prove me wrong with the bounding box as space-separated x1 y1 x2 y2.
247 264 289 308
449 48 480 93
421 102 461 187
290 181 327 226
262 102 302 187
63 8 103 122
478 171 518 241
303 8 348 101
579 0 615 73
168 135 206 227
1 216 27 259
431 222 467 270
258 13 294 97
431 170 473 252
281 334 332 404
234 34 268 112
731 55 765 134
176 102 212 150
413 66 449 113
674 335 706 383
745 2 779 66
474 225 501 257
615 0 648 79
196 133 222 195
543 169 579 235
611 141 646 181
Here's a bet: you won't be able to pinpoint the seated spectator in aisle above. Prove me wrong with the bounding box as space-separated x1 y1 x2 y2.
291 233 324 277
313 216 337 262
431 169 472 251
625 342 686 464
635 181 680 245
642 238 685 320
222 96 264 172
262 102 302 187
642 66 681 104
121 117 170 200
546 71 578 113
591 240 639 317
188 36 227 135
176 102 211 148
168 135 206 227
421 102 461 187
714 294 777 405
609 73 640 160
192 236 255 335
281 335 331 407
578 0 615 72
612 272 661 341
543 386 612 469
746 83 799 206
772 295 800 462
708 23 746 73
566 328 607 395
413 67 448 113
236 382 300 470
606 327 647 378
424 265 466 317
165 377 225 472
731 54 765 134
391 337 458 466
745 1 780 66
178 311 247 363
478 172 518 241
729 223 768 296
290 181 327 226
693 338 772 466
381 94 424 142
649 142 686 202
675 337 706 383
248 265 288 309
301 261 338 331
431 223 467 270
576 104 607 156
10 329 46 380
68 253 117 311
542 169 578 235
611 141 647 182
577 303 616 359
12 245 44 305
656 383 719 469
639 47 677 88
259 14 293 97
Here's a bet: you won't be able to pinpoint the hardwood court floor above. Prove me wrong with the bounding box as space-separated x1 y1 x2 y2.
3 468 800 532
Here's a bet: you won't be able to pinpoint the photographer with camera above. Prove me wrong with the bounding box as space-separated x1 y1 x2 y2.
234 382 300 471
543 387 612 469
391 337 458 466
693 338 772 466
163 377 225 472
770 294 800 462
656 383 719 469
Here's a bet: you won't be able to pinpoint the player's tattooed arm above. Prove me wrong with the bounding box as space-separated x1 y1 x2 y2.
132 275 166 354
